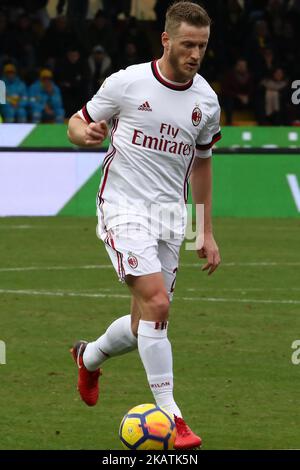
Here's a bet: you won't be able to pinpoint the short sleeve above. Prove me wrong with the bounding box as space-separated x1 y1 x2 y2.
78 70 125 123
195 103 221 158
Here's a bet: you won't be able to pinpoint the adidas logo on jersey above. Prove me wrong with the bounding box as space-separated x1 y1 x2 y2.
138 101 152 111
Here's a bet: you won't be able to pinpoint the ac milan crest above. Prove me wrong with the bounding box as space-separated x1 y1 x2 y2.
128 252 138 269
192 106 202 126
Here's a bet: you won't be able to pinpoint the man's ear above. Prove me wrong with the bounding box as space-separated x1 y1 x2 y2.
161 31 170 51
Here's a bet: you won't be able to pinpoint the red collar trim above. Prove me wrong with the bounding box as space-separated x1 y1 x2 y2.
151 60 193 91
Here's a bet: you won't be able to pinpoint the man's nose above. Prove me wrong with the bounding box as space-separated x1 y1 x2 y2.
191 47 200 61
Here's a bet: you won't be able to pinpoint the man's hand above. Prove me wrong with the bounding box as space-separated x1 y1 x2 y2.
44 104 54 115
7 95 19 107
238 94 249 105
85 120 109 146
68 115 109 148
197 233 221 275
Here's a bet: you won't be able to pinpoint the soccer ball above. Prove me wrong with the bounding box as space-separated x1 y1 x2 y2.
119 403 177 450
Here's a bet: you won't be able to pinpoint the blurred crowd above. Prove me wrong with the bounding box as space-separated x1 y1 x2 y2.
1 0 300 125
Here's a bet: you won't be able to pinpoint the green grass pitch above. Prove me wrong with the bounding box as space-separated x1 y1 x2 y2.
0 216 299 449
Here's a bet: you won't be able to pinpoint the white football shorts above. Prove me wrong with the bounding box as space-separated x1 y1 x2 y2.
96 219 182 301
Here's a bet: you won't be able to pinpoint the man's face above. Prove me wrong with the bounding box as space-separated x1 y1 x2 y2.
163 22 210 82
41 77 53 92
235 60 247 74
274 68 284 81
5 70 16 82
67 51 80 64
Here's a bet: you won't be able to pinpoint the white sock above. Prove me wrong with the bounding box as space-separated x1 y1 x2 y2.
137 320 182 418
83 314 137 371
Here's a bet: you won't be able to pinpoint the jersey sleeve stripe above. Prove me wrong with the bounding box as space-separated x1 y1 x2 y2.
183 152 195 203
99 118 119 199
101 118 119 172
82 104 94 124
196 131 222 151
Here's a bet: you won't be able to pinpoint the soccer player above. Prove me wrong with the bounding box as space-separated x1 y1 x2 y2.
68 1 221 449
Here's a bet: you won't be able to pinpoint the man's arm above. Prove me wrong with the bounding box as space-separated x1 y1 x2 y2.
67 113 108 147
190 156 221 275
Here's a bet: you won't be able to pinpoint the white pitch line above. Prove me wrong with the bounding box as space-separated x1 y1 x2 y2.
0 289 130 299
1 261 300 273
184 262 300 267
0 225 33 229
0 288 299 305
0 225 81 230
181 296 300 305
187 287 300 292
0 265 114 272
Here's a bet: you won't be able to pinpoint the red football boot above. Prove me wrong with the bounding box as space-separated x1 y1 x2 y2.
174 416 202 449
71 340 101 407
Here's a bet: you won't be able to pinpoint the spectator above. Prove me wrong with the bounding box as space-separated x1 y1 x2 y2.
260 67 289 124
266 0 286 32
13 14 36 72
253 47 278 82
119 16 152 63
86 10 118 60
246 20 273 68
25 0 50 29
220 0 247 64
288 0 300 14
1 63 27 122
0 12 21 65
0 1 298 126
102 0 132 20
244 0 269 21
56 0 89 35
28 68 64 123
118 41 139 69
39 15 78 64
221 59 254 125
88 45 112 95
0 12 10 60
55 47 90 117
277 20 298 77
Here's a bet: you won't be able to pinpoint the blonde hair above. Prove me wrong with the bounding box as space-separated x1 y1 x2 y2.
165 1 211 36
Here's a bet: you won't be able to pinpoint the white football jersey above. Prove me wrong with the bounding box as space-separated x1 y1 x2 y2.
78 60 221 239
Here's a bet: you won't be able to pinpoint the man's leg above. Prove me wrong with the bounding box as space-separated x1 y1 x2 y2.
2 104 15 123
72 219 159 405
71 297 139 406
54 106 65 123
127 257 202 449
82 297 139 371
30 105 42 123
16 106 27 123
126 272 182 418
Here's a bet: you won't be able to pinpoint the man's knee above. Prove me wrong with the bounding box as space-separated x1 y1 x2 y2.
146 292 170 321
